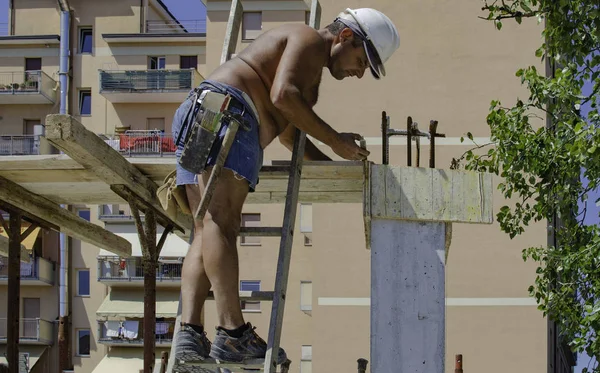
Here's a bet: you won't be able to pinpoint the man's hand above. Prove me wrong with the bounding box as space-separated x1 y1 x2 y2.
331 133 370 161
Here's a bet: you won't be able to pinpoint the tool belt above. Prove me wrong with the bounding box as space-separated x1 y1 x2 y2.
176 87 252 175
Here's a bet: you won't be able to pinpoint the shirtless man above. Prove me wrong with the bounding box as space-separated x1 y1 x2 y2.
172 7 400 369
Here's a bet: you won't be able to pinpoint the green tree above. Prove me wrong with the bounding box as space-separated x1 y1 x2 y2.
451 1 600 371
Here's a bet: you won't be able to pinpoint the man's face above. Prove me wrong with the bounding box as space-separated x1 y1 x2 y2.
329 28 370 81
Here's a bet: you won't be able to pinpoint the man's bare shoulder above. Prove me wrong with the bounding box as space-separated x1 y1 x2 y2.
268 23 325 49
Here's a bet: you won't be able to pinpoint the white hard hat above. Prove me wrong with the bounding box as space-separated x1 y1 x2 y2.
335 8 400 79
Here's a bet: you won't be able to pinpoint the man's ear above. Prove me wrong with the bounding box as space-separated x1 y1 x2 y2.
339 28 354 43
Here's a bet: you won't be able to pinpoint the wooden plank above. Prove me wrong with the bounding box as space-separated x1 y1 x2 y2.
264 129 306 373
220 0 243 64
368 166 493 224
0 175 132 257
45 114 192 235
309 0 322 29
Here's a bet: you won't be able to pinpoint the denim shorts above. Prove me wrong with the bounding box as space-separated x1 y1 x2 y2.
171 80 263 192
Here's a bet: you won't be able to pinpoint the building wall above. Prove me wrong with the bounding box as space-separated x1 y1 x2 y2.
71 207 108 373
0 0 555 372
12 0 60 35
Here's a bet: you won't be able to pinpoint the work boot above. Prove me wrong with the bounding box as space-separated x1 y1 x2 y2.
209 322 287 365
174 324 214 373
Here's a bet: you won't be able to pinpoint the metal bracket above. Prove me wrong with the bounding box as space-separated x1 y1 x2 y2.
381 111 446 168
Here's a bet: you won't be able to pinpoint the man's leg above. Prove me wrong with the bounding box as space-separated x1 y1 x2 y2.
181 167 247 330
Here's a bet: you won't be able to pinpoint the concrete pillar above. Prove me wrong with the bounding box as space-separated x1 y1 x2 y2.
371 220 447 373
364 165 493 373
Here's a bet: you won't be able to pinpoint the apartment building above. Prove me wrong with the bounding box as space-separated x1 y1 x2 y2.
0 0 575 373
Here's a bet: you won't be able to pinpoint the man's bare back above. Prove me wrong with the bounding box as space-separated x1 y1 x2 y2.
208 24 326 149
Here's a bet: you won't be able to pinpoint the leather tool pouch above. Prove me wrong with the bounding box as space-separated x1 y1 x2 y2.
179 91 232 175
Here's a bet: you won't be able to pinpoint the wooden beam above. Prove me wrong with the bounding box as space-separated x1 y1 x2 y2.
221 0 243 64
0 175 131 257
45 114 192 236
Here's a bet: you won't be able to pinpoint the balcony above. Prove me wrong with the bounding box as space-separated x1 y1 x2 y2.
99 69 202 103
146 19 206 34
98 319 175 347
0 135 40 156
0 71 57 104
98 256 182 287
101 130 176 158
0 256 55 286
0 318 54 345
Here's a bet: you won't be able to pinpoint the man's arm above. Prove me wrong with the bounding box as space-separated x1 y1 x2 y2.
278 124 332 161
270 29 369 161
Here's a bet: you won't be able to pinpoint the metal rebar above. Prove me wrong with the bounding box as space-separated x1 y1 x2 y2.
382 111 389 165
429 120 438 168
407 116 413 166
455 354 463 373
357 358 368 373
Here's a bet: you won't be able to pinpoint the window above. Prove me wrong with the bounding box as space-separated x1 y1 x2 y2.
79 28 92 54
77 208 90 222
180 56 198 69
240 280 260 312
77 329 91 356
242 12 262 40
301 345 312 373
77 269 90 297
25 58 41 71
79 90 91 116
149 56 166 70
300 281 312 312
241 213 261 245
146 118 165 131
300 204 312 246
23 120 40 135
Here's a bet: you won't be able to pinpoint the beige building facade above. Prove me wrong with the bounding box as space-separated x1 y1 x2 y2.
0 0 575 373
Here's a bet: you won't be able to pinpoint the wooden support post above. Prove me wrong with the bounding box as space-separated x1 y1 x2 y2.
364 165 493 373
128 192 173 373
7 212 21 373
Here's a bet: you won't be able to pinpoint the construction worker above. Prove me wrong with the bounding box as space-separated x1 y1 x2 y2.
172 7 400 370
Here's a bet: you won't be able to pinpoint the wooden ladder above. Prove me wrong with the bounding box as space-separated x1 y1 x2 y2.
167 1 321 372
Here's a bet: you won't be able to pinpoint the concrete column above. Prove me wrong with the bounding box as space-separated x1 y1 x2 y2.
364 165 493 373
371 220 447 373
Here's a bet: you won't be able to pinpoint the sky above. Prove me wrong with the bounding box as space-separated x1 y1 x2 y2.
0 1 596 372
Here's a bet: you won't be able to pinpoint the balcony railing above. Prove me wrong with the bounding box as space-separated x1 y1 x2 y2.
0 71 57 104
98 256 183 283
0 255 55 285
0 318 54 345
0 135 40 156
101 130 176 157
99 69 198 93
98 204 143 221
146 19 206 34
98 319 175 346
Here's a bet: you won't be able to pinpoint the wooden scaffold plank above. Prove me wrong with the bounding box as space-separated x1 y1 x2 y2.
0 175 131 257
45 114 192 235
